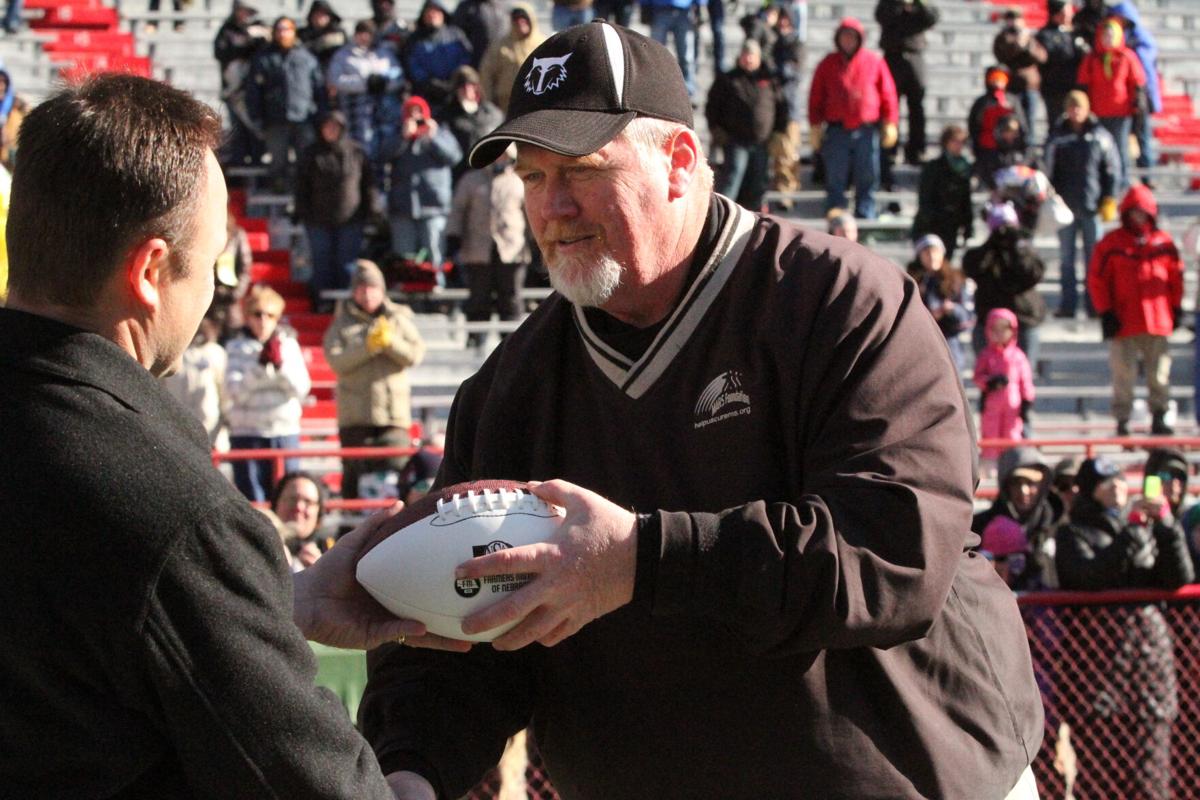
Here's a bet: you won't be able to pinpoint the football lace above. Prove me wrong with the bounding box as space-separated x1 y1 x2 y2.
435 488 552 520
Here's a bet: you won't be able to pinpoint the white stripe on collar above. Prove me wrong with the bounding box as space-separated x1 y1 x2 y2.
573 195 756 399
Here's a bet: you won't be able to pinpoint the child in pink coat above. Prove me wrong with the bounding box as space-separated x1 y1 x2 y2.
974 308 1035 459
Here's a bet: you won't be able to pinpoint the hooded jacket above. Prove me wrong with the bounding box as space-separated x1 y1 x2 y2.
874 0 939 56
1108 1 1162 114
992 19 1047 93
1076 19 1146 118
299 0 347 70
1088 184 1183 338
808 17 898 131
400 4 474 106
478 3 544 111
295 114 374 227
706 61 779 145
963 225 1047 330
386 96 463 219
972 446 1062 590
1043 112 1119 213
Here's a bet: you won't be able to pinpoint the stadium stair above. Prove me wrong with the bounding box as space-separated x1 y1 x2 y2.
26 0 149 80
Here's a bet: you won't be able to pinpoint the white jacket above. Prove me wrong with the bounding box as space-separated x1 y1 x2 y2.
224 330 311 438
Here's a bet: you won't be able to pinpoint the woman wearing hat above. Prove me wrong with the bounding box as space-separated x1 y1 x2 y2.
906 233 972 374
1055 456 1192 799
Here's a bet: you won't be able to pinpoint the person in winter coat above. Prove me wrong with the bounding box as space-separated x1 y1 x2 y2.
295 111 374 308
906 234 972 373
973 446 1063 591
1077 18 1146 192
1056 456 1193 800
1145 447 1191 522
224 285 312 502
1089 183 1183 436
963 200 1047 367
1109 1 1161 179
436 65 502 184
767 5 806 206
401 0 473 108
706 39 778 211
1036 0 1085 133
450 0 509 70
445 145 529 347
479 3 544 112
808 16 898 219
1043 90 1119 318
1072 0 1106 47
370 0 409 51
299 0 348 73
874 0 938 166
992 7 1047 142
967 66 1029 185
214 0 271 166
327 20 405 167
912 124 973 259
322 260 426 499
974 307 1035 460
386 94 462 277
246 16 324 193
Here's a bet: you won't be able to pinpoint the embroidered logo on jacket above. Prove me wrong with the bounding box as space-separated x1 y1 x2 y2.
694 371 752 429
524 53 572 95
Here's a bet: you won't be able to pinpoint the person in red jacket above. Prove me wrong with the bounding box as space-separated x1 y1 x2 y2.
1076 17 1146 192
808 16 898 219
1088 184 1182 436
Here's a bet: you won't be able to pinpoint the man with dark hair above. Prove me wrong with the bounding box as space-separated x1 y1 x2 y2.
0 73 425 797
1036 0 1085 130
361 21 1043 800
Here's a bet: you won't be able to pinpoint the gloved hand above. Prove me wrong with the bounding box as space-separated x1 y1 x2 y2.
366 74 387 96
881 122 899 150
366 316 394 354
1174 307 1184 331
1099 196 1117 222
258 335 284 369
808 123 823 155
1019 399 1031 424
1101 311 1120 340
985 374 1010 392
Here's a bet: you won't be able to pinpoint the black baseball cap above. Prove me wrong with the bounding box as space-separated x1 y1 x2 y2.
468 20 693 168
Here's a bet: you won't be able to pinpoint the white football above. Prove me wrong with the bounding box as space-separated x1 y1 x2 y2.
356 481 564 642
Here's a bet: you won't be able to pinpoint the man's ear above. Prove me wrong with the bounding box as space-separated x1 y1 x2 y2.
666 128 701 200
124 237 172 312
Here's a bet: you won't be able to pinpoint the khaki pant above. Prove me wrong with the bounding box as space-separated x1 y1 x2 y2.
768 120 802 199
1110 333 1171 422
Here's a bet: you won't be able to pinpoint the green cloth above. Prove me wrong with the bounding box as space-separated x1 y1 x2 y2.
311 642 368 721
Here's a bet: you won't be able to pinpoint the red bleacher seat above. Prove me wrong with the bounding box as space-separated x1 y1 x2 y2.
250 261 291 284
32 5 120 29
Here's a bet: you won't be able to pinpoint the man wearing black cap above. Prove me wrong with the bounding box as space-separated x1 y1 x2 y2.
361 21 1043 800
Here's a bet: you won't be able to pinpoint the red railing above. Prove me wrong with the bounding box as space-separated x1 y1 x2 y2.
1019 587 1200 799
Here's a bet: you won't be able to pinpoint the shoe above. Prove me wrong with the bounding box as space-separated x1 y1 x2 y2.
1152 414 1174 436
1116 421 1130 437
1054 308 1075 319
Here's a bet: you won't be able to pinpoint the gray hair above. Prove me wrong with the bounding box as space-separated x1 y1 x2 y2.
617 117 714 193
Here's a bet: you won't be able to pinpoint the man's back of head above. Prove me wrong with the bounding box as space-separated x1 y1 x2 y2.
7 73 221 310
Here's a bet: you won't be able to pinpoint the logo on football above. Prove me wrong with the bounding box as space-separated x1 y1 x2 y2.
355 481 564 642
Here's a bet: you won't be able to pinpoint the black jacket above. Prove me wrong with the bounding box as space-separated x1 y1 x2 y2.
705 66 778 145
1043 114 1119 213
1057 497 1194 592
437 98 504 183
874 0 939 55
912 152 974 241
1035 22 1084 98
295 132 375 226
0 309 391 798
963 227 1047 330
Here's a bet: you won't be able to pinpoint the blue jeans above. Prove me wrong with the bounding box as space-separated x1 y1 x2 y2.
1057 211 1101 314
821 123 880 219
4 0 22 32
230 434 301 503
708 0 725 73
716 142 769 210
1136 115 1156 171
1019 88 1039 145
551 4 593 30
306 223 363 305
650 6 696 98
391 215 448 286
1098 116 1133 192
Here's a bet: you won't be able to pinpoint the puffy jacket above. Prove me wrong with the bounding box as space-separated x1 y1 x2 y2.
1109 1 1162 113
246 44 323 125
963 226 1047 330
1035 22 1085 98
478 3 545 112
1043 114 1119 214
808 17 897 131
1076 21 1145 119
912 151 973 241
967 86 1027 153
1057 496 1193 592
1089 186 1183 338
386 122 462 219
874 0 939 55
224 329 311 437
295 128 374 227
401 21 473 106
706 65 778 145
446 163 529 265
437 98 503 183
323 297 426 428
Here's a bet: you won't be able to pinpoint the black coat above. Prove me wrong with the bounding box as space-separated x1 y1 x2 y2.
0 309 391 798
1035 23 1084 98
874 0 939 55
705 66 778 145
963 227 1047 330
296 132 375 226
1057 498 1194 592
1043 115 1119 214
438 98 504 183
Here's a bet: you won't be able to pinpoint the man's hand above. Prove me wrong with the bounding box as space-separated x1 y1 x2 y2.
454 480 638 650
386 770 437 800
293 502 470 652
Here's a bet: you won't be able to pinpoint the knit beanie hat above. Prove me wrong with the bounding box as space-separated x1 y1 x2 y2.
981 516 1027 557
